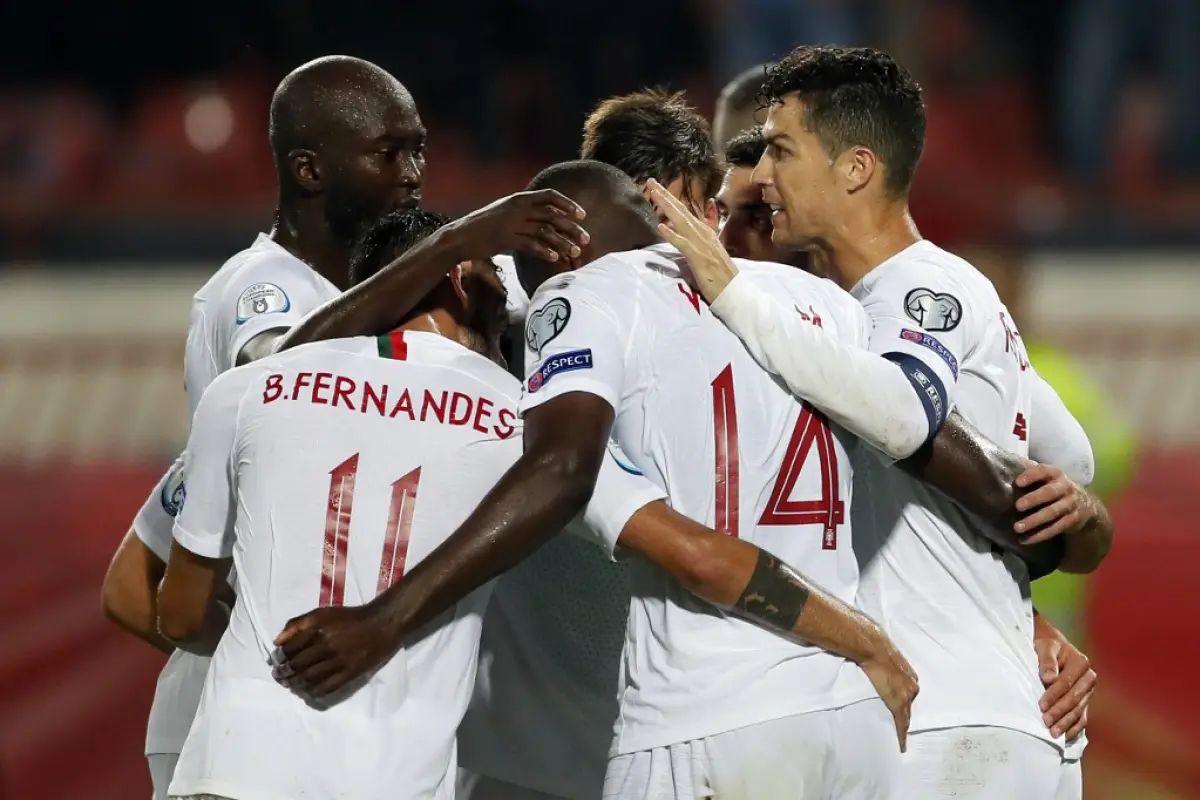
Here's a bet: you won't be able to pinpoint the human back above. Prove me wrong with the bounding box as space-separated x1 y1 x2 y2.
524 244 876 754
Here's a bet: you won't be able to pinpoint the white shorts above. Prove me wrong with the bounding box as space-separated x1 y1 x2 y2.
603 698 898 799
149 753 179 800
458 768 575 799
899 727 1082 799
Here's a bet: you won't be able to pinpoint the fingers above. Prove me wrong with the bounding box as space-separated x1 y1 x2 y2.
895 703 910 754
530 224 582 260
1019 510 1080 544
1043 667 1096 730
527 189 586 220
1016 499 1079 538
1049 682 1094 738
1034 639 1061 684
656 222 689 253
644 179 693 228
1066 695 1092 741
274 615 313 647
1015 463 1057 489
1015 477 1070 512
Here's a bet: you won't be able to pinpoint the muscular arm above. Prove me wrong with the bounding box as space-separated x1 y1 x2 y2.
620 501 887 662
898 412 1066 578
366 391 613 643
273 228 463 354
157 542 233 655
272 191 588 354
101 528 174 655
235 329 288 366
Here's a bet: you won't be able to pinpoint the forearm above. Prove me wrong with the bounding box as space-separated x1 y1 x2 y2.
629 503 885 663
103 585 175 655
102 531 174 654
717 544 884 662
370 449 596 642
711 275 929 459
274 227 464 352
158 596 231 656
900 412 1064 577
1059 491 1113 573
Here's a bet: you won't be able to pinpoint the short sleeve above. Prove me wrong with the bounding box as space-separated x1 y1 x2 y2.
518 272 630 417
132 455 186 563
857 261 974 429
1028 369 1095 486
220 257 332 370
172 367 259 559
576 440 668 556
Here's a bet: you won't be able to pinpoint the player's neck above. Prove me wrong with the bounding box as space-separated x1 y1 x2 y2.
270 205 351 291
828 203 922 290
398 311 492 360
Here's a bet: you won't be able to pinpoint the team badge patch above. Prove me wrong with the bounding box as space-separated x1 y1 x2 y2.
526 348 592 393
236 283 290 324
904 287 962 332
160 461 187 517
606 438 643 476
525 297 571 355
899 328 959 377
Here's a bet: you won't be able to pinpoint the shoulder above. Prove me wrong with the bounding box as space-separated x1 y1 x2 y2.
217 243 318 319
737 259 869 332
857 241 985 332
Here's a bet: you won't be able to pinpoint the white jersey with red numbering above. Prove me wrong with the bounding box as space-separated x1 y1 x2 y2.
848 240 1066 752
519 244 877 756
133 234 339 757
168 332 522 800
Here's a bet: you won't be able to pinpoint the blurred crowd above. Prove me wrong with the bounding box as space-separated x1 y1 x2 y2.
1 0 1197 261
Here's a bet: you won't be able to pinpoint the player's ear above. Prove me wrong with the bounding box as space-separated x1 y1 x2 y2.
842 146 877 195
704 198 719 231
449 262 472 315
290 149 322 194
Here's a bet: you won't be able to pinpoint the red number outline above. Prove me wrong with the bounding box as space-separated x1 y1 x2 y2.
711 364 844 548
320 456 423 606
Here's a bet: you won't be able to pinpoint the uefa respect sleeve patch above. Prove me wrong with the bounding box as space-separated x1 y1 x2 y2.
899 328 959 378
526 349 593 393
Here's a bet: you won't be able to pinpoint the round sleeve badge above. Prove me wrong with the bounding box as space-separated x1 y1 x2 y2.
235 283 291 324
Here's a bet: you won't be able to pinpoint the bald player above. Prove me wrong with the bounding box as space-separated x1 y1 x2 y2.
100 55 585 800
713 63 771 155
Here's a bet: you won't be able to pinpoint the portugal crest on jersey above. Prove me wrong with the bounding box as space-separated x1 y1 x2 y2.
903 287 962 332
235 283 290 324
525 297 571 355
160 461 187 517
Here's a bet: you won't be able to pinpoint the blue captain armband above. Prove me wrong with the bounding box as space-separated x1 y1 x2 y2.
882 352 948 441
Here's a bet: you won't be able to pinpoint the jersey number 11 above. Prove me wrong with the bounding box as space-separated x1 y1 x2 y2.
320 454 422 607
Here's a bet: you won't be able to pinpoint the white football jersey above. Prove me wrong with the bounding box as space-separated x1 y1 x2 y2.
848 240 1062 749
168 332 520 799
518 244 876 755
132 234 339 757
168 330 665 800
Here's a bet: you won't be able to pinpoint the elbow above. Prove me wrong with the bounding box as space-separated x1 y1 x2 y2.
156 594 206 647
101 577 138 630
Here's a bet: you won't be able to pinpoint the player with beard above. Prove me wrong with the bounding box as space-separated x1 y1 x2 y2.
715 126 833 277
100 55 587 800
268 162 1099 798
653 46 1112 797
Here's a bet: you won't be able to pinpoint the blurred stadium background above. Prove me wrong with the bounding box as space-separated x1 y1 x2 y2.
0 0 1197 797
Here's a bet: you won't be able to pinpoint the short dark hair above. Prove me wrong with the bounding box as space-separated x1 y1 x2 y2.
349 208 449 287
581 89 722 204
723 126 767 169
718 64 771 118
761 46 925 198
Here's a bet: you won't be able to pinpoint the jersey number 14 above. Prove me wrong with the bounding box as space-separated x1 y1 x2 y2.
712 364 845 547
320 454 421 607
